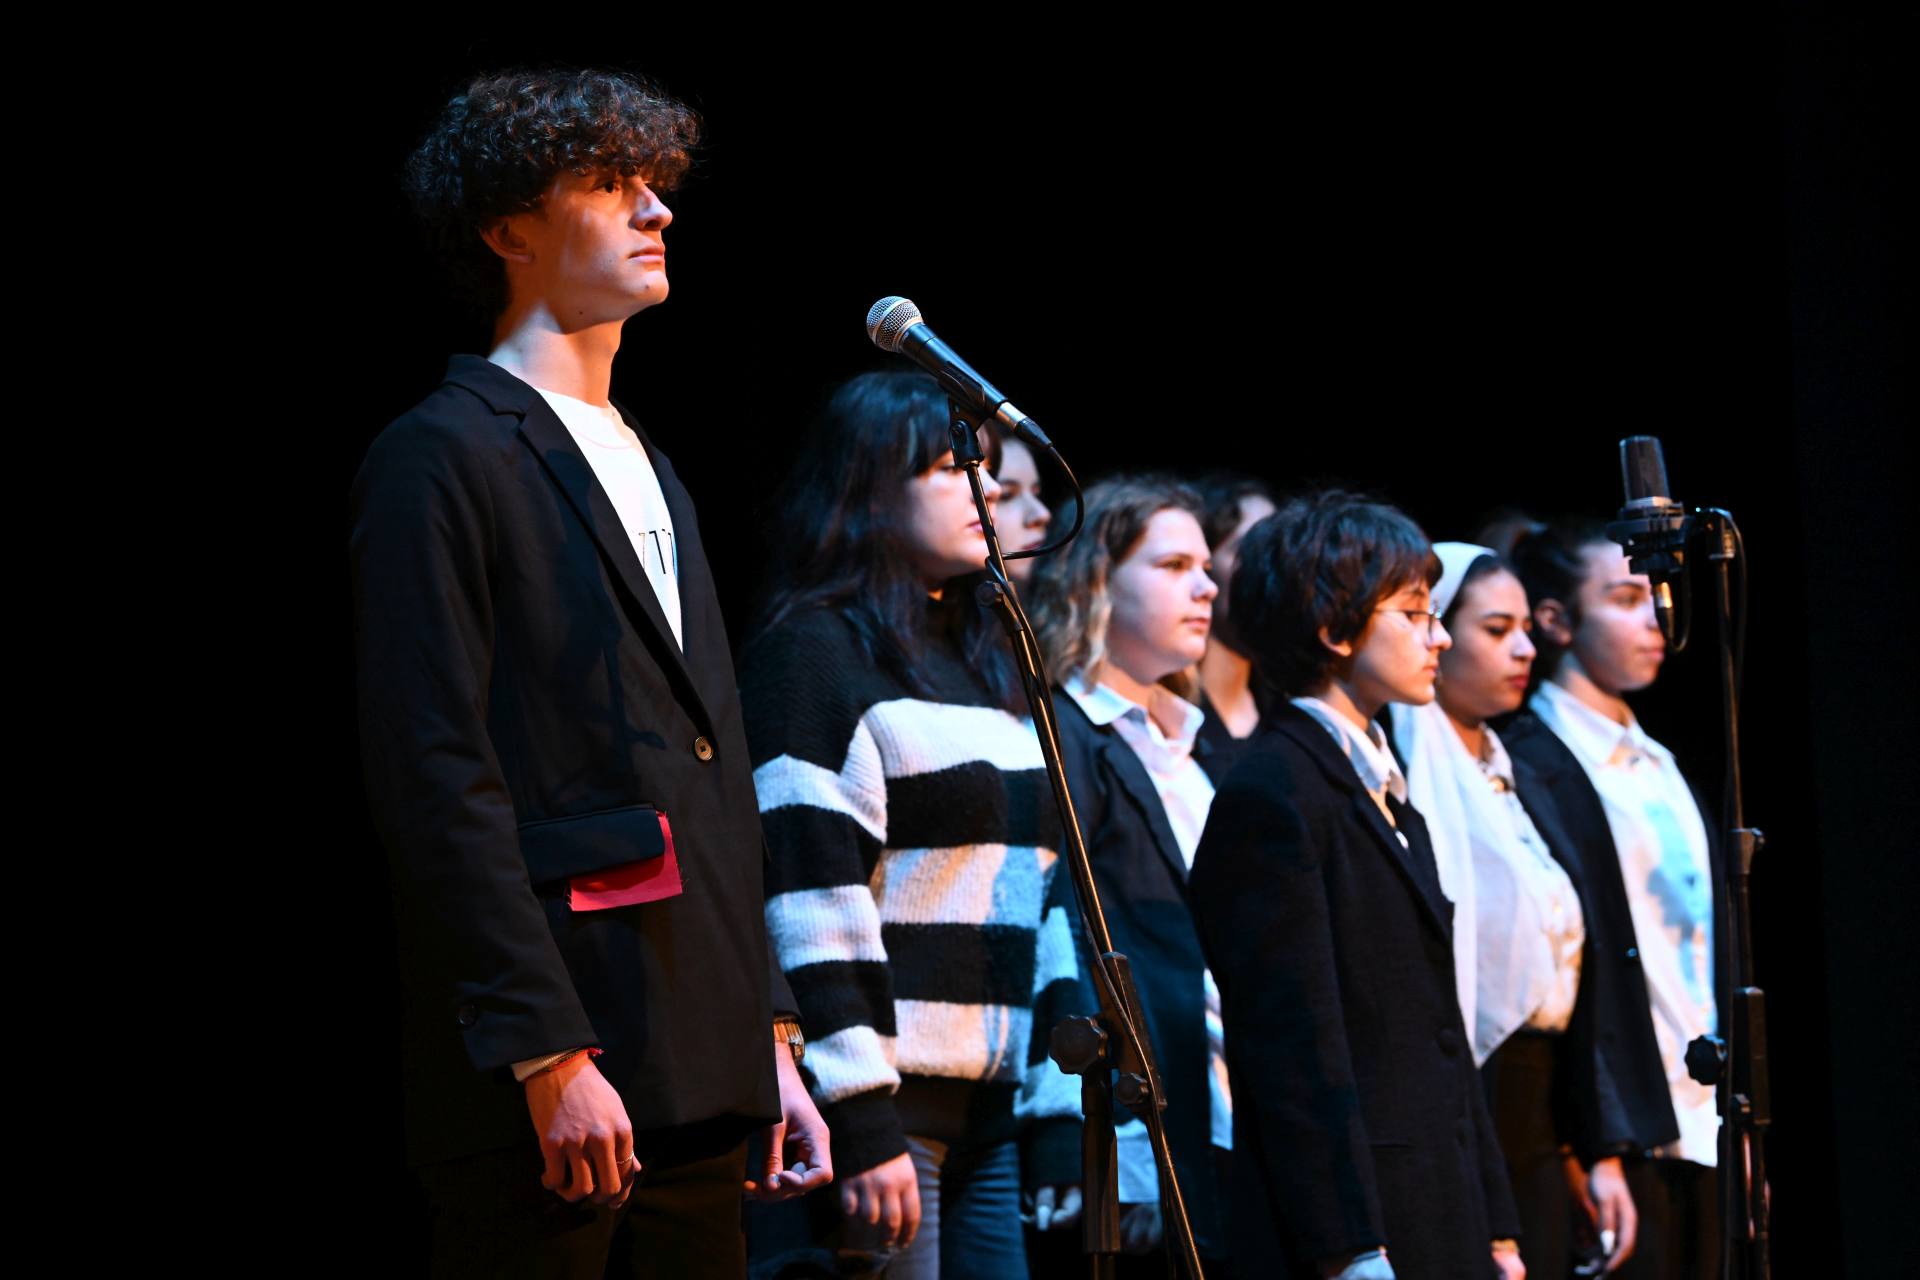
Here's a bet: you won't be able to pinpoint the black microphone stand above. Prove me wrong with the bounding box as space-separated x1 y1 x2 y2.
946 403 1206 1280
1607 502 1770 1280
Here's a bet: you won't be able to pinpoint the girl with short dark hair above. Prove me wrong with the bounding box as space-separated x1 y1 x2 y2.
1189 491 1523 1279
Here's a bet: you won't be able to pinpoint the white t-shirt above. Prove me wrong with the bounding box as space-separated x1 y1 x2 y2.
533 386 683 649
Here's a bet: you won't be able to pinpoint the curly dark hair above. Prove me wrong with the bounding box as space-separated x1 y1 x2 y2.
403 68 699 317
1231 489 1441 699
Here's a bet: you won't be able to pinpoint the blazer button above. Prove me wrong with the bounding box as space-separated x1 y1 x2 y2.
1437 1026 1462 1057
455 1004 479 1028
692 735 715 762
1625 947 1640 961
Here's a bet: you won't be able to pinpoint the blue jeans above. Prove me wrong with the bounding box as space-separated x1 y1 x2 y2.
842 1134 1028 1279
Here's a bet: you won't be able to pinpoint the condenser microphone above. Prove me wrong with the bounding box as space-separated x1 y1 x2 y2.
1610 435 1689 641
865 297 1053 450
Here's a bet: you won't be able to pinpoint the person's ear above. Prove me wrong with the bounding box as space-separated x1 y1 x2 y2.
479 215 535 264
1317 625 1354 659
1534 597 1573 648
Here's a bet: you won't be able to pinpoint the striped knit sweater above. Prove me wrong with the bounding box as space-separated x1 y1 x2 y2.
742 606 1085 1184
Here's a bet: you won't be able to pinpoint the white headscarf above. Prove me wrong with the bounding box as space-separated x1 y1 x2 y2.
1389 543 1494 1053
1391 543 1584 1063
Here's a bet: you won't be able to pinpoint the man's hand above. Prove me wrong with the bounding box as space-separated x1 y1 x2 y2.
1118 1199 1162 1251
1491 1241 1526 1279
840 1152 921 1249
745 1034 833 1201
1565 1154 1638 1272
1033 1184 1084 1232
524 1052 638 1209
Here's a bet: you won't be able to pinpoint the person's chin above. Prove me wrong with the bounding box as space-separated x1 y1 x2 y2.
1619 664 1661 693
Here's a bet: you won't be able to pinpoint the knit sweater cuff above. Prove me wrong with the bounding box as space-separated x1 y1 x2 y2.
1022 1114 1083 1192
819 1087 910 1181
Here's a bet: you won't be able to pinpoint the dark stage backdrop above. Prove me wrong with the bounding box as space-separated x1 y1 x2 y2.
305 17 1908 1274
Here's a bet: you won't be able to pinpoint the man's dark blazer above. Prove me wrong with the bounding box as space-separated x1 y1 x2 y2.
1188 704 1519 1279
1501 710 1725 1159
1050 690 1226 1255
351 356 793 1168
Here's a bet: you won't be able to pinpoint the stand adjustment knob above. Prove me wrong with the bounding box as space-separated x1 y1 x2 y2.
1686 1033 1728 1086
1049 1016 1109 1074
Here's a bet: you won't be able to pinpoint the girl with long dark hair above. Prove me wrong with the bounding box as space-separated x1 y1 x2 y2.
1498 521 1723 1280
740 370 1084 1278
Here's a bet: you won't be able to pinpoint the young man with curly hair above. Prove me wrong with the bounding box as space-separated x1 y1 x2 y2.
351 68 831 1277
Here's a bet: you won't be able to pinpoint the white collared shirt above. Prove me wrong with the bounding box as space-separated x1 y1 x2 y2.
1532 680 1718 1166
1292 696 1410 844
1066 675 1231 1199
1475 730 1585 1038
1391 703 1586 1065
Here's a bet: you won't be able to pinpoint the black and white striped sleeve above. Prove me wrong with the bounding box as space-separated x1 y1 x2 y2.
742 617 906 1177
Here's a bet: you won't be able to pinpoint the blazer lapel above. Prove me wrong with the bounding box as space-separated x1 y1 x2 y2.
515 394 716 737
1095 732 1192 886
1510 757 1591 898
631 419 736 726
1276 709 1454 939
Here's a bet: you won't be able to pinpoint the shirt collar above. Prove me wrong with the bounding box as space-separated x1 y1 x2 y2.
1480 723 1517 790
1292 696 1408 803
1532 680 1668 770
1066 673 1204 750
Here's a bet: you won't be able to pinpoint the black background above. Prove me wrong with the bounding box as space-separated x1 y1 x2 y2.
286 12 1908 1273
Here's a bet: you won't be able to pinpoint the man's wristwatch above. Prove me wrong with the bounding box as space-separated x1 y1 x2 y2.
774 1016 806 1066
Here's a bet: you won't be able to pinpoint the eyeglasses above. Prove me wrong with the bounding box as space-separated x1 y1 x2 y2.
1375 605 1443 641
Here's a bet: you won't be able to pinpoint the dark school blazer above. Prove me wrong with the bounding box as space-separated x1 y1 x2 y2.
1050 690 1227 1255
351 356 793 1166
1189 704 1519 1279
1501 710 1727 1159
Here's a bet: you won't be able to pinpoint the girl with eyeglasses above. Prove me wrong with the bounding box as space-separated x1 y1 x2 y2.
1188 491 1522 1280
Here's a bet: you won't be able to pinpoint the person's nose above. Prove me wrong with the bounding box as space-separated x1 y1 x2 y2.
1195 569 1219 601
1430 617 1453 651
1514 627 1537 661
980 469 1002 503
632 182 672 230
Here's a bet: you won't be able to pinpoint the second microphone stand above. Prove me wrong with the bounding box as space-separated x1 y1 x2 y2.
1611 502 1771 1280
947 405 1206 1280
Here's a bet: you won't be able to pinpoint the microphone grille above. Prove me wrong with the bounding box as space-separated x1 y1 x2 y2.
865 296 922 353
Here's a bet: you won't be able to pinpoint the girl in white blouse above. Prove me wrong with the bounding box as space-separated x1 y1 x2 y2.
1393 544 1635 1278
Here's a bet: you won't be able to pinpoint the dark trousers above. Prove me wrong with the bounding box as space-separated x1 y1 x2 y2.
1615 1156 1719 1280
1482 1032 1573 1278
419 1133 750 1280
